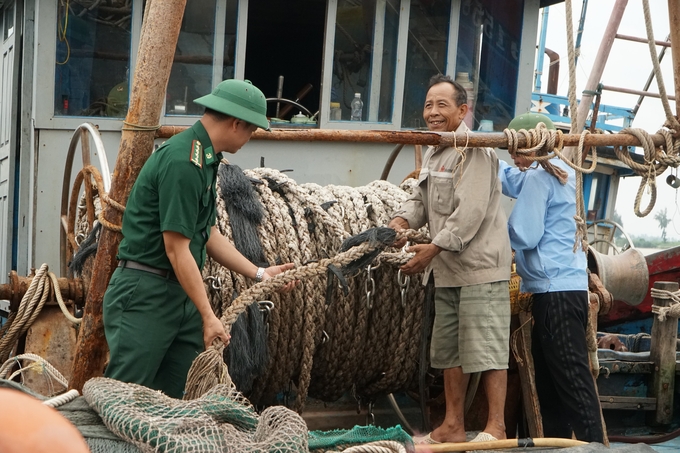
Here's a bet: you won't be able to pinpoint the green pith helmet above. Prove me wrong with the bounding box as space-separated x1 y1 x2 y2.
194 79 270 130
508 112 556 131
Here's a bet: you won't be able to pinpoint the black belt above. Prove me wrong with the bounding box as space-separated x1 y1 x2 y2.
118 260 178 282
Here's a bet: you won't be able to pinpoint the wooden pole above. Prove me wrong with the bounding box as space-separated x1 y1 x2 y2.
565 0 628 162
602 84 676 101
157 126 671 149
573 0 628 133
668 0 680 119
69 0 188 391
515 311 543 439
648 281 679 426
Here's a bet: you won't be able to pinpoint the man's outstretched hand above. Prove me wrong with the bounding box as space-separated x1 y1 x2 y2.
400 243 441 275
263 263 298 292
388 217 410 248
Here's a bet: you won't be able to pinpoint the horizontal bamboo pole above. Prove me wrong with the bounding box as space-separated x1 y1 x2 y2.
615 33 671 47
156 126 671 149
416 437 587 452
602 84 676 101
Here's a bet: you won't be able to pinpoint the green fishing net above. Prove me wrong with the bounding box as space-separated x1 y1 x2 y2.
83 377 308 453
309 424 413 452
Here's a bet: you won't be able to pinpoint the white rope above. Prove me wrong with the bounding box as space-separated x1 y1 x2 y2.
0 264 82 364
340 440 407 453
651 287 680 321
0 353 69 398
43 389 80 408
48 271 82 325
0 264 50 363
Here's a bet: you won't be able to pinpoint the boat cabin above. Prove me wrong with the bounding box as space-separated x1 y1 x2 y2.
0 0 628 291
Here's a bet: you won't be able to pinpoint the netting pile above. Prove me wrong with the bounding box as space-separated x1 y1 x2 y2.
83 377 309 453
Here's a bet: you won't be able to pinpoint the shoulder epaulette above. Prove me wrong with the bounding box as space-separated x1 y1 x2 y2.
190 140 203 168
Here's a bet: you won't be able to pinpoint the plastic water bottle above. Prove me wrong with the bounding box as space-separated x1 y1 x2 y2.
350 93 363 121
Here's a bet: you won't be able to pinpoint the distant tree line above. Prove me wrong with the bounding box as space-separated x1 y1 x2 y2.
611 208 680 250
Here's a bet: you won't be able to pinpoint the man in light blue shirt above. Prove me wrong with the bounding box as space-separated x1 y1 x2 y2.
498 113 604 443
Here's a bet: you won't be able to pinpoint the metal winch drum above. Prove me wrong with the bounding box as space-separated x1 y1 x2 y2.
587 246 649 306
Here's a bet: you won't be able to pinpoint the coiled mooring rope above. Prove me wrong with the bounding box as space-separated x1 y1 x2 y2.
185 167 428 411
0 264 81 364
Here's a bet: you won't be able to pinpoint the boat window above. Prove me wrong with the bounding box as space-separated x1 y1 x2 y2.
454 0 523 131
400 0 452 129
586 172 610 221
54 1 132 117
329 0 401 123
166 0 217 116
244 0 326 125
3 2 14 41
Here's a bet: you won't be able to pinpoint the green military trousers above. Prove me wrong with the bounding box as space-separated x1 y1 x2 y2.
103 267 203 399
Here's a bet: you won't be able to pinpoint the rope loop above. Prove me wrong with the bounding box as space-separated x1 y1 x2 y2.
650 287 680 322
121 121 161 132
613 127 680 217
642 0 680 131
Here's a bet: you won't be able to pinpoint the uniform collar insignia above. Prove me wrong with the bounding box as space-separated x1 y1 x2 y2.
204 146 218 165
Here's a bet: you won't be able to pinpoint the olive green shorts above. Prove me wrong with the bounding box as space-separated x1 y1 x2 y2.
430 282 511 373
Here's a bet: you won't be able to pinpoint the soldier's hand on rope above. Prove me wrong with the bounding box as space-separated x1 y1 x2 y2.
400 243 441 275
263 263 298 292
203 314 231 350
388 217 410 248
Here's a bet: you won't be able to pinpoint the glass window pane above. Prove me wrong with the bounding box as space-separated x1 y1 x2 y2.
401 0 451 129
54 2 132 117
3 3 15 41
456 0 523 130
221 0 239 81
166 0 217 116
330 0 400 123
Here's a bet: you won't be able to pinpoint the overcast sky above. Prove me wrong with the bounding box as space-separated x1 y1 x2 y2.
537 1 679 240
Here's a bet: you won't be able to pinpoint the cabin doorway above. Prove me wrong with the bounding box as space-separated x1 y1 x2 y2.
244 0 326 120
0 0 20 282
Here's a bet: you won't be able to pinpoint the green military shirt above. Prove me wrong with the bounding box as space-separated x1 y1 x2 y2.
118 121 221 270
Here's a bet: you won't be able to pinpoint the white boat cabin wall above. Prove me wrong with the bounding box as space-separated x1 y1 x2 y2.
2 0 614 286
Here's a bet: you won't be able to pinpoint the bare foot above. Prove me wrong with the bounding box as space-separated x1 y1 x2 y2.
430 423 467 443
481 422 507 441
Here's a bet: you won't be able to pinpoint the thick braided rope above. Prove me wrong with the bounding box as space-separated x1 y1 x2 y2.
185 240 392 400
650 287 680 321
76 164 125 233
340 440 407 453
252 168 325 411
0 264 51 363
355 264 394 398
246 174 297 404
642 0 680 131
564 0 579 133
192 167 426 407
318 186 372 400
614 128 680 217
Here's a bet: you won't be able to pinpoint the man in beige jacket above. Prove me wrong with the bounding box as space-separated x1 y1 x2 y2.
389 74 511 444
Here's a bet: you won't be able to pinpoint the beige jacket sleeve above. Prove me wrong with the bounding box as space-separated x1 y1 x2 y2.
392 176 427 230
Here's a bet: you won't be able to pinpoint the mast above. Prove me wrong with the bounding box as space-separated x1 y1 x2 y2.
667 1 680 121
69 0 188 391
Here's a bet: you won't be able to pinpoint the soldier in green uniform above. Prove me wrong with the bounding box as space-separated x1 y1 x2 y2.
103 79 293 398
